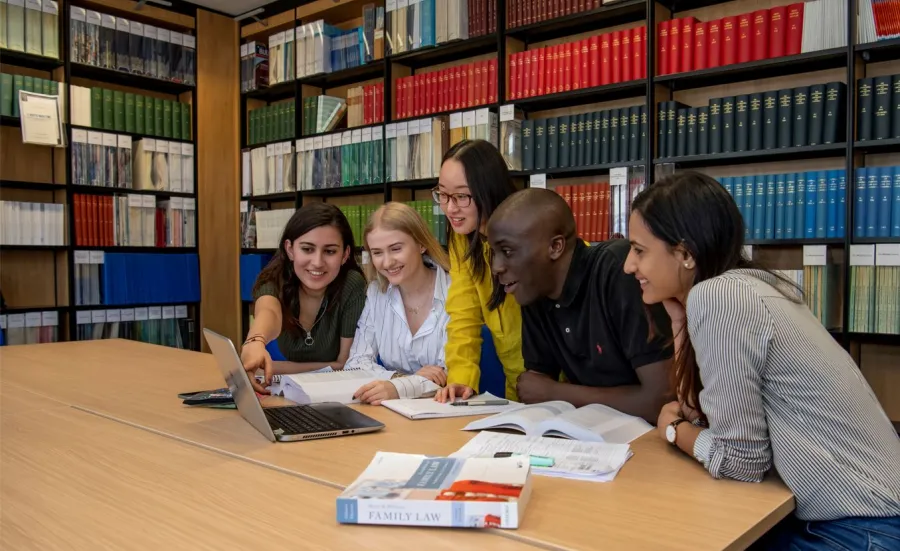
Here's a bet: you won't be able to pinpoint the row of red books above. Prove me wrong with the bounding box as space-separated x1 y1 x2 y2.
347 83 384 128
468 0 497 37
556 183 613 243
394 59 497 121
509 25 646 100
658 4 804 75
506 0 605 30
73 195 167 248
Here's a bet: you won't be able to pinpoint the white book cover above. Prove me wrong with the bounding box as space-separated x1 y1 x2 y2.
268 368 393 405
337 451 531 528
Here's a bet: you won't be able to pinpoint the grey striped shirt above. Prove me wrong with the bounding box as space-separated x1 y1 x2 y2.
687 269 900 521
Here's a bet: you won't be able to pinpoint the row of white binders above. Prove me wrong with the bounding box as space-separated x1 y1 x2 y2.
0 200 66 246
0 0 59 59
0 311 60 345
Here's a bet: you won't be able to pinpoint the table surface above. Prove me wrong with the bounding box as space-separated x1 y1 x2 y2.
0 340 796 550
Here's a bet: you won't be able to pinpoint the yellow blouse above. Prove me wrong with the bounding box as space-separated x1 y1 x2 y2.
444 233 525 401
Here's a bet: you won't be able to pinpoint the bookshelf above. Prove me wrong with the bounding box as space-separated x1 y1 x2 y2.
1 0 201 350
235 0 899 416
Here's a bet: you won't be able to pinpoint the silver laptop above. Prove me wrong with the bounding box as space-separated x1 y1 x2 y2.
203 328 385 442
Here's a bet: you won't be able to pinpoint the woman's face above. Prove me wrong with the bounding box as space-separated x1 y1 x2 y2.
438 159 479 235
366 227 425 287
284 225 349 293
623 211 693 304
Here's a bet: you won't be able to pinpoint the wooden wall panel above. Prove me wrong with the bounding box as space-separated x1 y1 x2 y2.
197 9 240 352
860 345 900 421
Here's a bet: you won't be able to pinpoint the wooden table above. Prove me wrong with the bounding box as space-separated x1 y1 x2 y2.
0 340 796 550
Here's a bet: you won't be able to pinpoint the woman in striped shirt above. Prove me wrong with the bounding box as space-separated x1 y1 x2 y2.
623 171 900 549
349 202 452 404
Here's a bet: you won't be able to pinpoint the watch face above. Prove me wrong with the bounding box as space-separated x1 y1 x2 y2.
666 424 677 444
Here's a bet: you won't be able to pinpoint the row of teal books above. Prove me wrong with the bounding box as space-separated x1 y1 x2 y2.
853 166 900 239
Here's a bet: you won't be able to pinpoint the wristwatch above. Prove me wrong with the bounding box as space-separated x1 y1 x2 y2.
666 418 687 445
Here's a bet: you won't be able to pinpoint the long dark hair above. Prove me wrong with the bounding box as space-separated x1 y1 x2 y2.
251 203 363 334
440 139 518 310
631 171 801 421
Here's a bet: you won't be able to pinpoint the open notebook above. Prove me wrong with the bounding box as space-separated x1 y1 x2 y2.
268 369 394 405
462 401 652 444
381 393 521 420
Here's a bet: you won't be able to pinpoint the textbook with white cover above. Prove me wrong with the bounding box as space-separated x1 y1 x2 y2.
462 401 652 444
336 451 532 529
381 392 521 419
267 368 393 405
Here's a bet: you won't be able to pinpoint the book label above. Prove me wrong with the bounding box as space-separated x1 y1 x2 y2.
8 314 25 328
25 312 42 327
162 306 175 319
135 307 149 321
76 311 91 324
529 174 546 189
875 244 900 266
175 305 188 318
849 245 875 266
500 105 515 122
89 251 105 264
802 245 827 266
106 309 121 322
148 307 162 320
91 310 106 323
41 311 58 326
121 309 135 322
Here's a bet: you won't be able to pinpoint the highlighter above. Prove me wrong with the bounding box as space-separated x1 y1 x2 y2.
493 452 555 468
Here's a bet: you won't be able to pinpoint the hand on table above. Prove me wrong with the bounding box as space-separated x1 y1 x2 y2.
434 384 475 403
515 370 557 403
415 365 447 387
353 380 399 405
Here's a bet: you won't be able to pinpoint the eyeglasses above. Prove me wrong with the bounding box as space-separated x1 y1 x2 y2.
432 188 473 208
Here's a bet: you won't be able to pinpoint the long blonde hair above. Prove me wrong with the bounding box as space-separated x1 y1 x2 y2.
363 202 450 291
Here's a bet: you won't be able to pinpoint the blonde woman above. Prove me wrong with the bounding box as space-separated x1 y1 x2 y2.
349 202 452 405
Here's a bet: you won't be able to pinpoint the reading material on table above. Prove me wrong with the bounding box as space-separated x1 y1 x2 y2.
462 401 652 443
451 431 634 482
381 392 522 420
268 369 393 405
336 451 532 529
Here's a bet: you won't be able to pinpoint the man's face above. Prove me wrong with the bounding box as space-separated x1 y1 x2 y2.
487 217 552 306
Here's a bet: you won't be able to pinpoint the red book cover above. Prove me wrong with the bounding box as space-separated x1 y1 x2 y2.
621 30 632 82
489 59 497 104
523 51 532 98
407 76 414 118
611 30 622 83
658 20 670 75
376 83 383 122
474 63 483 107
592 183 601 241
668 18 680 74
546 47 556 95
537 49 546 97
786 3 803 55
769 6 786 58
509 53 518 100
394 78 402 119
467 62 475 107
563 42 573 91
530 48 539 97
600 33 611 85
482 60 491 104
415 74 424 117
694 21 708 71
580 39 590 89
517 52 525 100
722 16 737 66
708 19 721 68
641 25 647 78
573 39 583 89
737 13 752 64
590 35 600 88
751 9 769 61
426 73 433 114
632 26 643 81
681 17 695 73
90 196 97 247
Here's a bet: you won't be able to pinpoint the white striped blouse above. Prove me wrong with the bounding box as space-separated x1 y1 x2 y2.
687 269 900 521
345 262 450 399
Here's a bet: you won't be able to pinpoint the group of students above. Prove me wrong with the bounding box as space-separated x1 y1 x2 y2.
241 139 900 549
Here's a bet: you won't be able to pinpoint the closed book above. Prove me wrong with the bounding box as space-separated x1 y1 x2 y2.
815 171 827 238
534 119 546 170
786 3 803 56
599 112 610 164
639 106 648 161
893 75 900 139
753 175 765 240
522 119 533 171
609 109 619 163
854 168 867 238
618 109 628 162
686 107 698 156
792 86 809 147
694 22 707 71
785 172 796 238
708 98 722 154
592 113 602 165
114 90 126 131
795 172 807 239
877 167 892 237
658 20 670 76
873 76 891 140
764 174 775 239
102 88 114 130
737 13 752 64
574 114 585 167
558 115 570 167
708 19 721 68
91 87 103 127
629 106 640 162
824 82 846 144
808 84 825 145
749 93 763 150
763 91 778 149
125 93 135 133
0 74 11 117
751 10 768 61
827 169 839 238
547 117 558 170
769 6 787 58
681 18 695 73
743 176 755 239
777 88 793 148
721 96 734 153
675 108 687 157
735 94 749 151
658 102 668 158
721 16 737 66
805 171 817 238
697 106 709 155
858 78 874 142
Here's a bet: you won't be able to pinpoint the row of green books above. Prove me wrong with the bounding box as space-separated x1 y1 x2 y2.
247 101 295 145
69 84 191 140
0 72 59 118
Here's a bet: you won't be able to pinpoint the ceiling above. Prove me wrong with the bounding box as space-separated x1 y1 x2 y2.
188 0 275 16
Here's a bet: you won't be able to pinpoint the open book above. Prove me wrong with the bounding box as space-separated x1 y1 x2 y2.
381 393 520 420
268 369 393 405
462 401 652 444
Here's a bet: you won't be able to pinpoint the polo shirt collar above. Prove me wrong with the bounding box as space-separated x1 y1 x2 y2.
555 239 589 309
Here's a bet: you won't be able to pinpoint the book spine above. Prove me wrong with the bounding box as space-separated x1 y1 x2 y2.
763 91 778 150
337 497 520 528
686 107 698 156
874 76 892 140
893 75 900 139
777 88 793 148
721 96 735 153
824 81 846 144
808 84 825 146
858 78 874 142
708 98 722 155
697 106 708 155
793 86 809 147
675 108 687 157
658 102 668 158
749 93 763 151
735 94 749 152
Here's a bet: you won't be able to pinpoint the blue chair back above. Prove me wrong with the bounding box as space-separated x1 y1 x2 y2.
265 339 287 361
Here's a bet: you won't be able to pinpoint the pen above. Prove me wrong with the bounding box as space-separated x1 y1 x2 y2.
493 452 555 468
450 399 509 406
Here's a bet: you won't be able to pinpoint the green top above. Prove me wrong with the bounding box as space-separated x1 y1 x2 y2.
253 270 367 363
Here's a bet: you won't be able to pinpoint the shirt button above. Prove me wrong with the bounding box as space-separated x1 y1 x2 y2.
555 304 560 309
565 328 570 333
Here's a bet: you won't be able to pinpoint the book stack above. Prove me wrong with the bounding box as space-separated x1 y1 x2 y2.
386 117 451 183
657 0 844 76
857 0 900 44
247 101 295 145
849 265 900 335
556 183 612 242
74 305 195 349
0 72 59 118
239 41 268 92
2 0 59 59
520 105 647 171
242 142 295 196
857 74 900 142
774 267 841 329
69 7 196 84
404 200 447 246
338 204 378 247
296 127 384 191
68 85 192 139
507 0 610 29
0 200 65 245
134 138 194 193
395 59 497 120
293 15 382 80
0 312 60 345
302 95 347 135
657 81 847 158
853 166 900 239
72 193 195 248
267 29 295 86
717 171 847 241
509 26 646 101
346 83 384 127
386 0 436 55
72 252 199 305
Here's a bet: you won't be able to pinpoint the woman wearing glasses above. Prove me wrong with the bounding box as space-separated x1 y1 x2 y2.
432 139 525 403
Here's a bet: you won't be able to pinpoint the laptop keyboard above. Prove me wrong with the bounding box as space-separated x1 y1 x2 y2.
265 406 344 435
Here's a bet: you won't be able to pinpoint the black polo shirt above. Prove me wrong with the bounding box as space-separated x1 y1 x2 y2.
521 239 673 387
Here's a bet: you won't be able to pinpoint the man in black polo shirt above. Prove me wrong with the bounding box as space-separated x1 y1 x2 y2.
486 188 674 423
